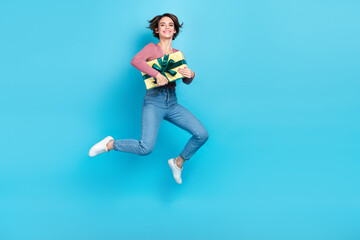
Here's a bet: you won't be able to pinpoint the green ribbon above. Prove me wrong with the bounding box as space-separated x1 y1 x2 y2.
143 54 187 84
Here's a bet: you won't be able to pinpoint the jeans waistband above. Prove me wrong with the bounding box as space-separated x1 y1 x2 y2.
146 87 176 94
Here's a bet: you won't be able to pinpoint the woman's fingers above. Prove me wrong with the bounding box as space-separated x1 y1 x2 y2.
179 67 191 73
178 68 192 78
157 74 168 86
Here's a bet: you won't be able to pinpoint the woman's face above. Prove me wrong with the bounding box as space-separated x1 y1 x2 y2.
156 16 176 39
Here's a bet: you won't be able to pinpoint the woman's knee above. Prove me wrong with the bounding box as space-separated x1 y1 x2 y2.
195 127 209 143
138 143 154 156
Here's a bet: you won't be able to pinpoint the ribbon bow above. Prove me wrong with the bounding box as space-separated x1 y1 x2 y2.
151 54 178 81
142 53 187 86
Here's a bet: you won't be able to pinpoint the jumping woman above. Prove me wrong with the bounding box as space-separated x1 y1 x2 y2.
89 13 209 184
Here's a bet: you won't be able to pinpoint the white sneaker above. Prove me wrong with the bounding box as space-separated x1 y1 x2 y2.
89 136 114 157
168 158 183 184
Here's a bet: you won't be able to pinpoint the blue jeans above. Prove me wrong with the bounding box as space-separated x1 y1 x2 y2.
113 87 209 160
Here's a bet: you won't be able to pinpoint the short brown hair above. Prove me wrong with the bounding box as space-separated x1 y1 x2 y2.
147 13 183 40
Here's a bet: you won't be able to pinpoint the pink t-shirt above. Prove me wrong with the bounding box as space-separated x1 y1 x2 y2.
130 42 194 89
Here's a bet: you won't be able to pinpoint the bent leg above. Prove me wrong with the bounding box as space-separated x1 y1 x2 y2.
113 103 165 155
165 104 209 160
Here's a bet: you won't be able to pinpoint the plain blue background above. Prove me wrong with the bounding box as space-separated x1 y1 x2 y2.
1 0 359 239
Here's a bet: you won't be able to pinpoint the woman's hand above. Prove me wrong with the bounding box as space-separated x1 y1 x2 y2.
178 66 194 78
156 73 169 86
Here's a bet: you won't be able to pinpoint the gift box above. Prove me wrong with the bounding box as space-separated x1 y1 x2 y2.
141 51 188 89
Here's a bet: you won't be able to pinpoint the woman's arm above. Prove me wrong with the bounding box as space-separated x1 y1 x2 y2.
130 43 160 78
182 71 195 85
178 66 195 85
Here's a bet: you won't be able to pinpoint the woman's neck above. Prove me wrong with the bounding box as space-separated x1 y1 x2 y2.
157 38 173 52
